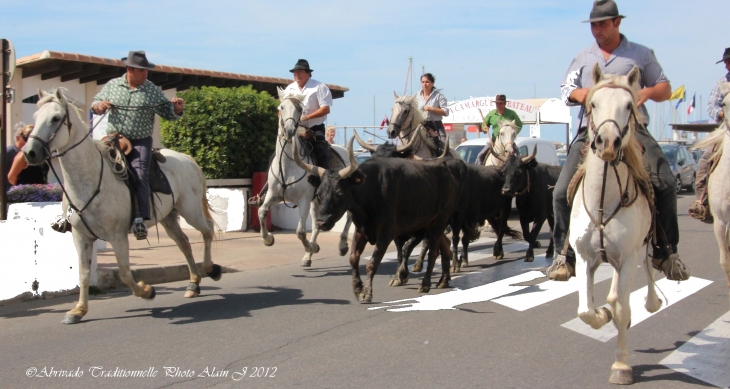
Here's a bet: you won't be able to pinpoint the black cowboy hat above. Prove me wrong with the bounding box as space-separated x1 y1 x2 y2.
582 0 626 23
716 47 730 64
495 94 507 103
121 50 155 69
290 59 313 73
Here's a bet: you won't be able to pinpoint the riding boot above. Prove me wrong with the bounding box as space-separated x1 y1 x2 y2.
248 183 268 207
431 136 445 156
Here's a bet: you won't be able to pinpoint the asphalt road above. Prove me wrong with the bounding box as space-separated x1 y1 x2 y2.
1 193 729 389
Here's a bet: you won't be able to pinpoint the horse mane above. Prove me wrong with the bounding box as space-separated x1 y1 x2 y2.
396 95 424 128
277 86 305 102
35 88 88 127
497 119 519 131
569 75 653 206
692 121 727 168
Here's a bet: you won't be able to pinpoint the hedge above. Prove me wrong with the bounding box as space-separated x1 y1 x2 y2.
160 86 279 179
7 184 63 203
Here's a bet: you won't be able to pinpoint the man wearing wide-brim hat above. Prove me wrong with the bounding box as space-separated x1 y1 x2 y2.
89 50 186 240
689 47 730 224
248 59 333 207
547 0 690 283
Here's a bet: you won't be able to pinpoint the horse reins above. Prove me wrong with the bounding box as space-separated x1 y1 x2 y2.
273 97 311 208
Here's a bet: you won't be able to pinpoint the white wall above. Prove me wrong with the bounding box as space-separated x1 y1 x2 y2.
1 202 98 302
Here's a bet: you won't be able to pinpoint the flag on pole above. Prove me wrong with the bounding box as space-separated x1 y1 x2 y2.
674 92 685 110
669 85 685 101
687 93 695 114
379 115 390 129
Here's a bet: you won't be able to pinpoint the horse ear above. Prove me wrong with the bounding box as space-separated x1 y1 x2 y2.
627 65 640 88
277 87 285 101
393 91 399 100
38 89 47 99
54 88 64 102
592 63 604 85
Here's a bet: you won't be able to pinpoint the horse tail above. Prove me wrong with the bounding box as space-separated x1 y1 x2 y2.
198 170 220 236
504 225 523 241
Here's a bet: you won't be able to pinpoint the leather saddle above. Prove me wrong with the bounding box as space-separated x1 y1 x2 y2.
102 134 172 195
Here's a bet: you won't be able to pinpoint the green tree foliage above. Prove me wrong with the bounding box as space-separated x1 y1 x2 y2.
160 86 279 179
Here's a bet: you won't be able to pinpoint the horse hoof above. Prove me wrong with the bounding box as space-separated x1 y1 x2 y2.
546 250 554 259
339 246 349 256
495 254 504 260
184 282 201 298
206 264 222 281
145 286 156 299
609 364 633 385
412 265 423 272
264 236 275 246
301 259 312 267
359 293 372 303
418 285 431 293
438 281 449 289
389 279 398 287
460 260 468 269
450 266 458 274
61 314 82 325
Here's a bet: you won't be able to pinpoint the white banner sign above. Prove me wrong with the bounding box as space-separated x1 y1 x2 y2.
445 96 538 124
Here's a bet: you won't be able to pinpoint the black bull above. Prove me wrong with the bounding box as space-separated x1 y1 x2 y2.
354 134 519 276
294 138 467 302
498 148 562 262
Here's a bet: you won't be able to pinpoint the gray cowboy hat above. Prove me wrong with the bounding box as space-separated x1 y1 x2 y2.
716 47 730 64
121 50 155 69
582 0 626 23
290 59 313 73
495 94 507 103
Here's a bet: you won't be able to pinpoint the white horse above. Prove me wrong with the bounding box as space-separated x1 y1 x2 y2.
692 81 730 303
568 65 662 385
23 89 222 324
257 87 352 266
483 119 519 167
386 92 460 159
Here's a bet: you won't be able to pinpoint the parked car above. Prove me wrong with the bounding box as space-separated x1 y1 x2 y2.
557 153 567 167
455 137 561 166
659 142 697 193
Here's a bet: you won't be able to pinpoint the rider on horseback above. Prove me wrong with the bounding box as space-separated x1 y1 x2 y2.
417 73 449 155
688 47 730 224
547 0 690 282
249 59 332 206
90 51 185 240
476 94 523 164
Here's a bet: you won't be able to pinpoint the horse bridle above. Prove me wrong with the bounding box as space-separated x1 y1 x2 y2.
392 101 416 141
274 97 311 207
31 98 104 240
582 83 641 262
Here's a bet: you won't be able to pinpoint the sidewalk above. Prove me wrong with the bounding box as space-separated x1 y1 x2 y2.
96 227 352 289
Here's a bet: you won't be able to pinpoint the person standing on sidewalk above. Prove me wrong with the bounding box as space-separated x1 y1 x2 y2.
688 47 730 224
91 51 185 240
547 0 689 281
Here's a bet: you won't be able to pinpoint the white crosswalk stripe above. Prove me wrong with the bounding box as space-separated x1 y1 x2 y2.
561 277 713 342
660 309 730 389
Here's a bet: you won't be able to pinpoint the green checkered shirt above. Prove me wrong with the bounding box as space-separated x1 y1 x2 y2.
93 75 181 139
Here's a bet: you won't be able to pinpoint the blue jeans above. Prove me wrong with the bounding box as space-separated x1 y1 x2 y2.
128 137 152 220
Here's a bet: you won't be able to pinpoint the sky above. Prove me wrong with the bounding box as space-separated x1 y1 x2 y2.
2 0 726 145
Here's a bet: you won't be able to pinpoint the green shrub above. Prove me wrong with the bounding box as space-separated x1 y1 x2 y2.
160 86 279 179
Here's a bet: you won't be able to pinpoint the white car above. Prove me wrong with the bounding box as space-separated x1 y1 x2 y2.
456 137 560 166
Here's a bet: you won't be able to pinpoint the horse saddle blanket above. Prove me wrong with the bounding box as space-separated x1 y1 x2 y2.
148 151 172 195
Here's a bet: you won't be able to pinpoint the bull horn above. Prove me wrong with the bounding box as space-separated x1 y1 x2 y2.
292 140 326 177
521 145 537 163
353 131 377 152
490 146 507 162
437 136 451 159
395 130 417 153
338 136 359 178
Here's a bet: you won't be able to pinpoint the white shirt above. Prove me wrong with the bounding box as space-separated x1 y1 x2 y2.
284 78 332 128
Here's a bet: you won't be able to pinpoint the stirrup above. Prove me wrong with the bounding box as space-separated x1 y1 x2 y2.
688 200 713 224
248 194 264 207
131 218 148 240
652 254 690 281
546 255 575 281
51 216 72 233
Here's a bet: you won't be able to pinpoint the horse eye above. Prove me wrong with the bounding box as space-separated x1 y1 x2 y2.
590 102 596 109
626 102 633 110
